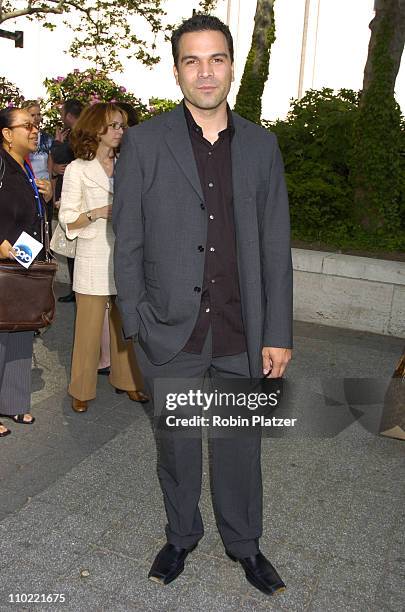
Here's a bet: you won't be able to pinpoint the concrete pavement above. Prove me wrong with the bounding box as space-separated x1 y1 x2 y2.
0 283 404 611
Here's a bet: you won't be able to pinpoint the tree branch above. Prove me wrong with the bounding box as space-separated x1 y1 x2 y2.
2 5 63 23
0 0 168 72
1 0 91 24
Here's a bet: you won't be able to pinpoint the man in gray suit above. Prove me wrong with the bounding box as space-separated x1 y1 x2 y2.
113 14 292 597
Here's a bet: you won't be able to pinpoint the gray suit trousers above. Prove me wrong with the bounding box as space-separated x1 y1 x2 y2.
0 331 34 415
134 332 263 558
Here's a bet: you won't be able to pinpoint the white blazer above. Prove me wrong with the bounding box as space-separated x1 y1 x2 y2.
59 157 116 295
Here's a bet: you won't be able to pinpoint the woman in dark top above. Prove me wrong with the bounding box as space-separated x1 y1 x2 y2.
0 107 52 436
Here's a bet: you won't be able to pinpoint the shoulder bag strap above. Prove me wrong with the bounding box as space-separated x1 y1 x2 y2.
23 161 52 262
0 156 5 189
41 205 52 262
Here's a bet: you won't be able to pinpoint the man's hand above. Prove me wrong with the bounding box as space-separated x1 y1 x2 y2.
262 347 292 378
52 162 68 176
0 240 16 260
54 128 70 143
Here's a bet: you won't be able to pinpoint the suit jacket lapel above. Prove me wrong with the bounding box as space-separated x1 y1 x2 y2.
83 158 111 192
164 104 204 202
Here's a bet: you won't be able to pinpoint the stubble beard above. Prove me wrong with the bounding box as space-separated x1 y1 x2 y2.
184 89 229 112
181 77 231 112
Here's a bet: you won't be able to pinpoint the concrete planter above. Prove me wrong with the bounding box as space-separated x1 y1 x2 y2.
55 246 405 338
293 249 405 338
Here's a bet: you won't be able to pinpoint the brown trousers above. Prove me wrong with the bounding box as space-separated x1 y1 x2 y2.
69 293 144 401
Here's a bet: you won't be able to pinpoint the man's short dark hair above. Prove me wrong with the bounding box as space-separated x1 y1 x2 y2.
63 99 84 118
171 14 234 67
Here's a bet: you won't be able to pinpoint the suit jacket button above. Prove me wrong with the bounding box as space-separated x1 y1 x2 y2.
194 286 201 293
198 245 204 252
200 203 205 210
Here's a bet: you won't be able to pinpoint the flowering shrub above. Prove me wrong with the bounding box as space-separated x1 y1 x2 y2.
147 97 179 117
42 68 147 132
0 77 25 109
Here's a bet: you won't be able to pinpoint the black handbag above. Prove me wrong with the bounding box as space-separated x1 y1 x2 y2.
0 156 58 331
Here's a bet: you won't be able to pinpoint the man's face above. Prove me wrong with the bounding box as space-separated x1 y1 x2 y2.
66 112 78 128
26 105 41 128
60 105 67 128
60 107 77 129
173 30 234 112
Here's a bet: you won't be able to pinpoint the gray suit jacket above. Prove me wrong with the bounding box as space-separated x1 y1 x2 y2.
113 103 293 376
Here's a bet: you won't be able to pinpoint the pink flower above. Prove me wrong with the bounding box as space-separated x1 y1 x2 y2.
73 69 80 74
119 86 126 92
7 102 14 108
110 98 117 103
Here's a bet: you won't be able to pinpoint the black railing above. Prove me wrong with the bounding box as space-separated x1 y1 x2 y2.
0 29 23 48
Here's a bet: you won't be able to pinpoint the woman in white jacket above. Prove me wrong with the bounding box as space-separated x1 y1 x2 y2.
59 103 148 412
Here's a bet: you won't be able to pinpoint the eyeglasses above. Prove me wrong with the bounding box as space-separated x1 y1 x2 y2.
107 122 127 131
9 122 38 133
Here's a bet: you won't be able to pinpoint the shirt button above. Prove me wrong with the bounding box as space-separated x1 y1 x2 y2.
194 286 201 293
211 279 216 284
208 182 214 188
198 245 204 252
209 214 214 220
210 247 215 252
33 232 37 236
205 307 210 313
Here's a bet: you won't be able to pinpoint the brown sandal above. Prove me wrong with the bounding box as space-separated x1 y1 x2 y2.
0 413 35 425
0 422 11 436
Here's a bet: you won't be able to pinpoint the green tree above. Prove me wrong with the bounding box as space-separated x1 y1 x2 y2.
269 89 359 245
0 76 24 108
351 0 405 231
0 0 214 72
267 87 404 251
234 0 276 123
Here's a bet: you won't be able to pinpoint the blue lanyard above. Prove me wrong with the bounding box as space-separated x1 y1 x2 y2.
24 161 44 218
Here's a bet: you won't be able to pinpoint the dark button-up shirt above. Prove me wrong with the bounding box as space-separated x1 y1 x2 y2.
182 103 246 357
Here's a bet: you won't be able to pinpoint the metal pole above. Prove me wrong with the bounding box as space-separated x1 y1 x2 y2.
226 0 232 25
298 0 311 98
311 0 321 88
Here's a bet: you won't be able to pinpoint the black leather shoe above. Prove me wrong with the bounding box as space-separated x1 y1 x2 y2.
226 551 286 596
58 291 76 303
97 367 111 376
148 543 197 585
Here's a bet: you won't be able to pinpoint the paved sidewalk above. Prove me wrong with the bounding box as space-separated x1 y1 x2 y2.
0 283 404 612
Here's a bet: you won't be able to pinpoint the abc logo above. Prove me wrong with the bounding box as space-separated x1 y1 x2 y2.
14 244 32 264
